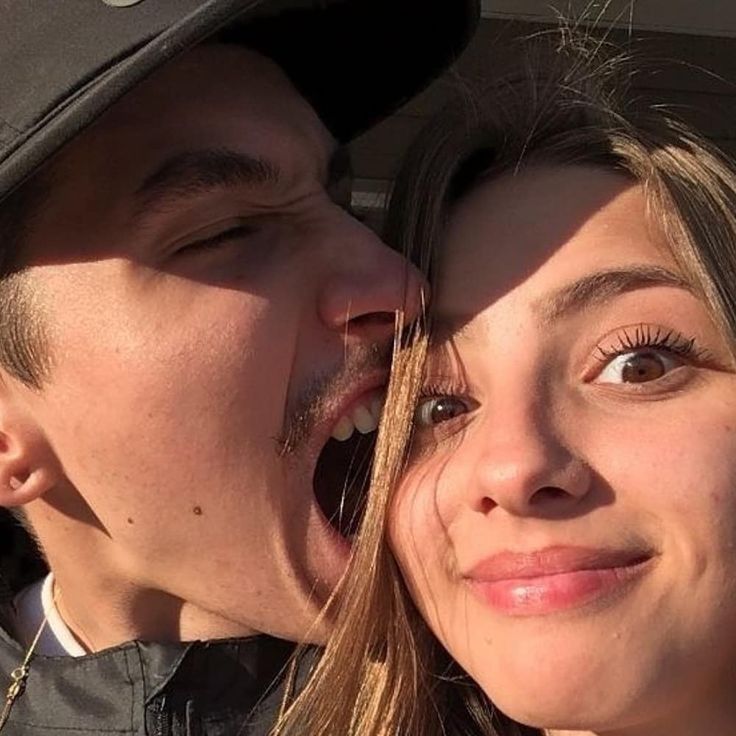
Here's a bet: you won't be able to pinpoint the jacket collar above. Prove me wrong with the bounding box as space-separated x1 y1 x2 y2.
0 614 300 734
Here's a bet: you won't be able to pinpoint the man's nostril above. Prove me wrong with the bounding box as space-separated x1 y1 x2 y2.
348 312 396 329
531 487 571 505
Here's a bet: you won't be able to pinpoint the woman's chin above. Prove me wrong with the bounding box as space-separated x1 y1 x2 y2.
465 643 655 733
484 682 633 734
477 675 599 731
488 690 611 733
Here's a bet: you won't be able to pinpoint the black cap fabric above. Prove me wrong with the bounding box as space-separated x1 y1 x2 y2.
0 0 480 203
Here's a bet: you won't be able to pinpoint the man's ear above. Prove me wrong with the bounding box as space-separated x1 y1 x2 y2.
0 463 58 508
0 402 61 510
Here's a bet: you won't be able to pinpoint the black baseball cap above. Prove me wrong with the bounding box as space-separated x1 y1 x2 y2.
0 0 480 203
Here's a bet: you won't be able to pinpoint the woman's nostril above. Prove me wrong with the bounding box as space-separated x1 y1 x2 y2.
480 497 495 514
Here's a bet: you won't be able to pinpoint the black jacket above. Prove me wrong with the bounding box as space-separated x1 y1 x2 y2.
0 605 310 736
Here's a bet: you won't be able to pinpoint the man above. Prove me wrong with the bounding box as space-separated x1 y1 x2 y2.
0 1 479 734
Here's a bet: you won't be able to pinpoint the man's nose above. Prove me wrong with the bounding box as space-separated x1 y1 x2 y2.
317 216 426 342
454 403 593 520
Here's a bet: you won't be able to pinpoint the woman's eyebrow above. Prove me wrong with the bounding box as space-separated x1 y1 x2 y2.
533 265 693 325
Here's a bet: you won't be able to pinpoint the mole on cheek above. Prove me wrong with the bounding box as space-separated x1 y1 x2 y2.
127 518 134 525
193 506 203 516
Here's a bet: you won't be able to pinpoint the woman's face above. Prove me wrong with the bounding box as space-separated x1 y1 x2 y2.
390 165 736 733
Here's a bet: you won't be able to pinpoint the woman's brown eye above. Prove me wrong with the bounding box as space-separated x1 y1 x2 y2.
620 353 666 383
415 396 469 427
596 350 680 385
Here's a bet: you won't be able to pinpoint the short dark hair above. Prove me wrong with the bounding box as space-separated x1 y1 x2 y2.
0 176 53 387
0 176 56 548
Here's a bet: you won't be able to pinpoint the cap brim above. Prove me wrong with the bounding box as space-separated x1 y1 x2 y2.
228 0 481 142
0 0 479 201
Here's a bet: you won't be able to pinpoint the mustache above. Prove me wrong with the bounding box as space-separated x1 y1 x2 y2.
277 343 390 456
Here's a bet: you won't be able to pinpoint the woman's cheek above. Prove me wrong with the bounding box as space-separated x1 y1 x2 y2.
389 460 459 612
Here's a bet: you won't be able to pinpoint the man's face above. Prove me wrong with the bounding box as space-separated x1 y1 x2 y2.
12 44 419 642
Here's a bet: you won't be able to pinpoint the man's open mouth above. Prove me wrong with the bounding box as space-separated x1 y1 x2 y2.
313 392 383 540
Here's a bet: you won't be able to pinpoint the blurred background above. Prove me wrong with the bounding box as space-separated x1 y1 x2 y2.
351 0 736 228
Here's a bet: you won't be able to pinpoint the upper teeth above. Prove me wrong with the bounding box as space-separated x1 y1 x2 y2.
330 393 385 442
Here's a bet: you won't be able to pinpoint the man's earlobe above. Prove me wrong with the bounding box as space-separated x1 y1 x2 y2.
0 467 58 508
0 430 60 509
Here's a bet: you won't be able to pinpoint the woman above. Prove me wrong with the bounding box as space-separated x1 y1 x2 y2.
274 34 736 736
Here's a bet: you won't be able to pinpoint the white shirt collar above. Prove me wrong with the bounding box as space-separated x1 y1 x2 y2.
13 572 86 657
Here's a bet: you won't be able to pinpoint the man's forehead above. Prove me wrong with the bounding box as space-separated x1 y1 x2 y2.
94 44 327 139
48 43 334 192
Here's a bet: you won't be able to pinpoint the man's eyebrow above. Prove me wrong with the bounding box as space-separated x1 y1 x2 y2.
133 148 281 220
430 264 692 343
533 264 693 324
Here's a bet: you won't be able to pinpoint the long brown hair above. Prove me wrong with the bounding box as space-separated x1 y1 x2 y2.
272 29 736 736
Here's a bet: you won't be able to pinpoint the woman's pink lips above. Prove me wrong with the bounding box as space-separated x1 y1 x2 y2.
464 546 653 616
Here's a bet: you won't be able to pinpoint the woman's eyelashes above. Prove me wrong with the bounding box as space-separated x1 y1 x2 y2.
589 324 710 387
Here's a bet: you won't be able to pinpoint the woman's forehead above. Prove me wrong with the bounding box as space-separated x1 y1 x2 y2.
435 165 675 316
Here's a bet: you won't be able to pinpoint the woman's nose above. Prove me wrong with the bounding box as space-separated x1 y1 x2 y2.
456 404 593 519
